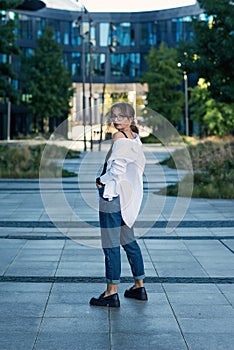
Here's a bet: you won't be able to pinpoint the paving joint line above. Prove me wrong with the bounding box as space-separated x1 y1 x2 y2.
1 276 234 283
3 239 28 277
1 235 234 240
219 240 234 254
32 282 54 350
0 220 234 228
159 282 190 350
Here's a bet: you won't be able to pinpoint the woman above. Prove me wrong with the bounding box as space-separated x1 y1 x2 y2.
90 102 147 307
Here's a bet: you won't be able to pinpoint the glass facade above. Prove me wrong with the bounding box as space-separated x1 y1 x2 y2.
71 21 82 46
12 7 201 83
110 53 141 77
0 4 203 138
99 23 109 46
35 18 46 37
114 22 134 46
91 53 105 76
18 14 33 39
172 16 193 44
140 22 157 46
71 52 81 76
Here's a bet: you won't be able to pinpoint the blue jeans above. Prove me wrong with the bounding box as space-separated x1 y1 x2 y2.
98 187 145 284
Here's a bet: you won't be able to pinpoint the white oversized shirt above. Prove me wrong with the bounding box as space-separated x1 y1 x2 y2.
100 135 146 228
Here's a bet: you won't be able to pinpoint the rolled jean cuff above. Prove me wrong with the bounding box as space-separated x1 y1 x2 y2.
134 274 145 281
106 278 120 284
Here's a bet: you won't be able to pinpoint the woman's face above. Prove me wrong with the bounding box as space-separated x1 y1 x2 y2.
111 107 133 131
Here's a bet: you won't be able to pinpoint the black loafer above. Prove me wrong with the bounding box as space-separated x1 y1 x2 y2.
90 292 120 307
124 286 148 301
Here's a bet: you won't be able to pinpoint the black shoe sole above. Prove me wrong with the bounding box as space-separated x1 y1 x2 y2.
90 295 120 307
124 293 148 301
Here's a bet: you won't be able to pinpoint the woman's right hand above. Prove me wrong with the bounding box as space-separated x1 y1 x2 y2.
96 177 104 188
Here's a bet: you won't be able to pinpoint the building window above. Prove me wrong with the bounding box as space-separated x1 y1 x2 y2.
18 14 33 40
157 20 168 43
110 53 140 77
72 21 81 46
91 53 105 76
99 23 109 46
21 47 34 57
140 22 157 46
62 21 71 45
35 18 45 38
0 54 7 63
115 22 134 46
171 17 193 44
63 53 70 70
71 52 81 76
90 24 96 46
100 22 134 47
48 19 61 43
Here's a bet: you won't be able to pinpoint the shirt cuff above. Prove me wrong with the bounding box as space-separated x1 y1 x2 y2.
100 173 113 184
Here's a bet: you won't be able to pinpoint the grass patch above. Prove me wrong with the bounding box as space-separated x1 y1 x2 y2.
0 144 80 178
157 140 234 199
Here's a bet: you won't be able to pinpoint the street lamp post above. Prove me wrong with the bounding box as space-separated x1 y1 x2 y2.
88 17 94 151
177 62 189 136
99 23 117 151
81 29 87 151
184 71 189 137
77 6 94 152
7 54 12 141
88 43 93 150
98 46 109 151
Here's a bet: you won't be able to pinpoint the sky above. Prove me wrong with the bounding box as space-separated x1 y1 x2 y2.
82 0 197 12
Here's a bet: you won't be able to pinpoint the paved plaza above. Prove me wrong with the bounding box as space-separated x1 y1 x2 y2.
0 143 234 350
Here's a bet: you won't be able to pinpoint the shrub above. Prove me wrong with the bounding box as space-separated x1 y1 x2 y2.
0 144 79 178
157 140 234 199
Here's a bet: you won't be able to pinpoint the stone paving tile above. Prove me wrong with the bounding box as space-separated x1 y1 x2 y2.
110 313 181 334
0 316 41 333
23 240 65 249
111 332 188 350
169 304 234 319
208 228 234 236
38 314 109 334
162 283 220 293
219 292 234 306
55 261 105 276
152 262 208 278
222 239 234 251
0 282 52 292
0 302 46 318
178 318 234 333
15 254 62 262
0 291 49 304
34 332 110 350
165 291 230 306
217 284 234 292
5 267 57 276
175 227 214 237
0 332 37 350
183 332 234 350
144 241 188 250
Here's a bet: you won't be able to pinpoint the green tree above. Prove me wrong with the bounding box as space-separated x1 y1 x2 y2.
0 0 22 103
141 43 183 128
22 24 74 134
189 78 234 136
179 0 234 104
